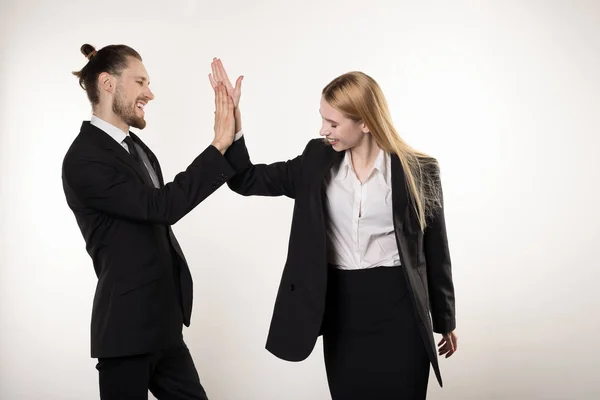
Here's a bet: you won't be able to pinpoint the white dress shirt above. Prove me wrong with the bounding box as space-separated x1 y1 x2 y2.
90 115 129 151
325 149 400 270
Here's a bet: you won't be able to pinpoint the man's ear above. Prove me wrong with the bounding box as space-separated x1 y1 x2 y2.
98 72 116 95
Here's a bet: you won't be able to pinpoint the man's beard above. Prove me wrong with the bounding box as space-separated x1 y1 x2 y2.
112 87 146 130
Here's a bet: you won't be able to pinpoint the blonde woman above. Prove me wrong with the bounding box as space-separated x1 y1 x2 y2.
210 59 458 399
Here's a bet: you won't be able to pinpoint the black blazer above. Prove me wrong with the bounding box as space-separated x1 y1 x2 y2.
62 121 235 358
225 136 455 387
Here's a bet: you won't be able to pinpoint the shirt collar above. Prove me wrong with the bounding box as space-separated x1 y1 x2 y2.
372 149 391 186
373 148 386 176
334 150 352 181
334 148 389 184
90 115 130 145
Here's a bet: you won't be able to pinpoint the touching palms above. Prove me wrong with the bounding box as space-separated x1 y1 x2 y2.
209 58 243 108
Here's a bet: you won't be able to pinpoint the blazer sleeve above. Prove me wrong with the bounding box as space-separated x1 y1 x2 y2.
423 161 456 334
62 144 236 225
224 135 303 199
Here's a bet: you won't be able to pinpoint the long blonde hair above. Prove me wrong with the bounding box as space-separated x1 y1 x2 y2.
322 71 442 230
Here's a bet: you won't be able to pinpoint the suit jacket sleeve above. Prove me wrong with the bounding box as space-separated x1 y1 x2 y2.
423 161 456 334
224 136 302 199
62 144 236 225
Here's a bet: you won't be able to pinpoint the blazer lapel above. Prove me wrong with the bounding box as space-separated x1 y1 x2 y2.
81 122 152 185
130 132 164 187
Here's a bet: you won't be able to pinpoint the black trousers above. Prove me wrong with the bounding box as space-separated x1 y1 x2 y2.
96 339 208 400
322 266 430 400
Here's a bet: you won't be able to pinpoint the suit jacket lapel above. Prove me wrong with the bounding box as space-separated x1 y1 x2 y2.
81 122 151 185
130 132 164 187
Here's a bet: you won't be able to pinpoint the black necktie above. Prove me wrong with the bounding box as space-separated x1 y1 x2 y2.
123 136 154 186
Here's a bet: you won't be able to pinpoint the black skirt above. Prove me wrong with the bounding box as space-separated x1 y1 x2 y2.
322 266 430 400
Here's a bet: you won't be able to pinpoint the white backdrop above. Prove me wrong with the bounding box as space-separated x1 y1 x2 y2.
1 0 599 399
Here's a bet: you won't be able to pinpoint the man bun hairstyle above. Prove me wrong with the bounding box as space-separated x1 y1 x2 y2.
72 43 142 105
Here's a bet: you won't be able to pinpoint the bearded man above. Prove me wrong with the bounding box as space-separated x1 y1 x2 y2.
62 43 239 400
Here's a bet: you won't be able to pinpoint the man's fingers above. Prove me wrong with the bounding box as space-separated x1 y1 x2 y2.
219 84 228 110
226 94 234 115
215 83 227 115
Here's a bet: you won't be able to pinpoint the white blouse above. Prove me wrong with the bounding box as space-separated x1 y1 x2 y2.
325 149 401 270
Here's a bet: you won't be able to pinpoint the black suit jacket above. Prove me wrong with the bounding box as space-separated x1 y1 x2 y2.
225 136 455 387
62 121 235 358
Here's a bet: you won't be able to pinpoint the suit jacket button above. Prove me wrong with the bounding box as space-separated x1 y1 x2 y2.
290 284 295 291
